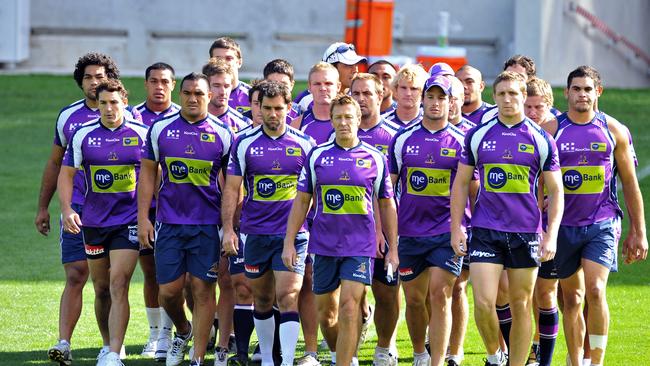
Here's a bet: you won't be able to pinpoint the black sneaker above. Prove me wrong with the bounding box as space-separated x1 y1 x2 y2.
228 353 249 366
447 360 460 366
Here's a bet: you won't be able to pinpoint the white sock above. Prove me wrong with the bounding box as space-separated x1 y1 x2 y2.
375 346 389 355
330 351 337 364
159 308 173 339
280 320 300 365
449 354 463 363
486 349 502 364
145 307 161 340
581 359 591 366
254 314 275 366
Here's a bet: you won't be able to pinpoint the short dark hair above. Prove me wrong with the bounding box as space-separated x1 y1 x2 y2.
503 54 536 78
248 79 269 103
145 62 175 80
95 79 128 101
209 36 242 59
180 72 210 90
257 81 292 105
567 65 602 89
263 59 294 82
73 52 120 88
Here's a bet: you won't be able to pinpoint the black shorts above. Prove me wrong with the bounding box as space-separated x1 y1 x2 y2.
469 227 540 269
82 224 139 260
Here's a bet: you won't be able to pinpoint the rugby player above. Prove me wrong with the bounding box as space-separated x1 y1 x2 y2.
58 79 148 366
203 58 252 133
543 66 647 366
209 36 250 113
222 81 316 366
368 60 398 116
524 78 555 128
454 65 496 125
138 72 234 366
383 64 428 127
450 71 563 366
134 61 179 359
283 94 398 366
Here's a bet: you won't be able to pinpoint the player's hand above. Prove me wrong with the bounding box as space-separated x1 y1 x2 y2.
62 209 82 234
451 227 467 257
623 229 648 264
222 228 239 257
282 238 297 271
35 208 51 236
137 218 154 249
539 231 557 262
376 234 387 258
384 245 399 272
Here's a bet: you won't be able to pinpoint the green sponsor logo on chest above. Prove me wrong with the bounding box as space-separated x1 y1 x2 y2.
253 175 298 201
321 185 367 215
91 165 136 193
406 167 451 196
166 157 213 186
561 165 605 194
484 163 530 193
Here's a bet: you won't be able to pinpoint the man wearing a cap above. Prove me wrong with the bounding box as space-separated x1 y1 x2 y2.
294 42 366 113
454 65 496 125
389 76 470 366
368 60 398 116
428 62 454 78
449 71 563 366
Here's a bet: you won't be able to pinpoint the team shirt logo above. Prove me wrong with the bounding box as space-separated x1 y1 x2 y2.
253 175 297 201
405 145 420 155
166 130 180 139
518 143 534 154
91 165 136 193
123 137 139 146
407 168 451 196
322 185 367 214
590 142 607 152
166 157 212 186
321 156 334 166
356 158 371 169
440 148 456 158
88 137 102 147
561 166 605 194
201 133 215 143
484 164 530 193
482 140 496 151
375 144 388 155
286 147 302 156
250 146 264 156
107 152 118 161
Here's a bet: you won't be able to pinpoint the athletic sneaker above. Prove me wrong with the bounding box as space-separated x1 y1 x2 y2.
207 325 217 351
412 353 430 366
356 305 373 353
228 353 249 366
295 353 321 366
373 351 398 366
483 352 507 366
166 329 193 366
156 335 171 362
142 339 158 358
228 334 237 354
214 346 229 366
250 343 262 362
190 360 204 366
98 346 127 361
351 357 359 366
48 340 72 366
447 360 460 366
101 352 124 366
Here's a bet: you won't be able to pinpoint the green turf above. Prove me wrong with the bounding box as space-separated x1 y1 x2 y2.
0 74 648 365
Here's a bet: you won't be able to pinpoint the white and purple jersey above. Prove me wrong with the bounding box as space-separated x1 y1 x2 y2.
463 101 496 125
380 101 398 117
228 126 316 235
144 113 234 225
554 112 622 226
135 102 181 127
63 119 148 227
390 123 467 236
215 106 252 134
299 108 334 145
298 141 394 257
461 117 560 233
293 89 313 114
327 118 400 156
383 108 424 128
229 81 251 114
451 117 477 134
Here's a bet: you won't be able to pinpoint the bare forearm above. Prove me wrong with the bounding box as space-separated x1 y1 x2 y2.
378 199 398 249
38 159 62 209
623 185 646 235
286 197 310 239
221 186 239 233
137 167 156 221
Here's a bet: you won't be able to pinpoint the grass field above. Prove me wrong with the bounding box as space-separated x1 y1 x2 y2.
0 74 648 365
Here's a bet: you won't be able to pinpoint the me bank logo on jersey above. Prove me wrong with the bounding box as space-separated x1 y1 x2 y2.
561 166 605 194
322 185 367 215
407 168 450 196
484 163 530 193
91 165 136 193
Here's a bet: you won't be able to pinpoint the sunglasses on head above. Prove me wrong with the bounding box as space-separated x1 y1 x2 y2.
326 44 356 62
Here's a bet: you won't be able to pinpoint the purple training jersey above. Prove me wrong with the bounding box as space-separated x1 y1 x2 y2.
554 112 621 226
462 117 560 233
390 122 467 236
144 113 234 225
64 119 148 227
298 141 394 257
451 117 477 134
228 125 316 235
215 106 252 134
135 102 181 127
383 108 424 128
463 101 496 125
299 108 334 145
293 89 313 115
229 81 251 114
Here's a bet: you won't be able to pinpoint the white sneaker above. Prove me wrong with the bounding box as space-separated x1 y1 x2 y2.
156 333 172 362
356 305 374 353
373 351 398 366
97 346 110 361
101 352 124 366
142 339 157 358
166 330 193 366
119 345 127 359
295 354 321 366
48 340 72 366
351 357 359 366
413 353 431 366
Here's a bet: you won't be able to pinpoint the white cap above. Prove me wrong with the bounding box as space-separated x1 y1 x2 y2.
322 42 367 65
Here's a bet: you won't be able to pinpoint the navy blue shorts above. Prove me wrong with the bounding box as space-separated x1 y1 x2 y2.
228 231 246 276
555 219 616 279
373 242 398 286
138 208 156 256
469 227 540 269
154 223 221 284
398 233 463 280
462 229 472 271
243 232 308 279
82 223 139 260
59 203 86 264
312 255 373 295
538 260 558 279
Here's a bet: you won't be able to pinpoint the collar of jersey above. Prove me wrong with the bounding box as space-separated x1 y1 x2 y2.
496 117 526 129
333 139 362 151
